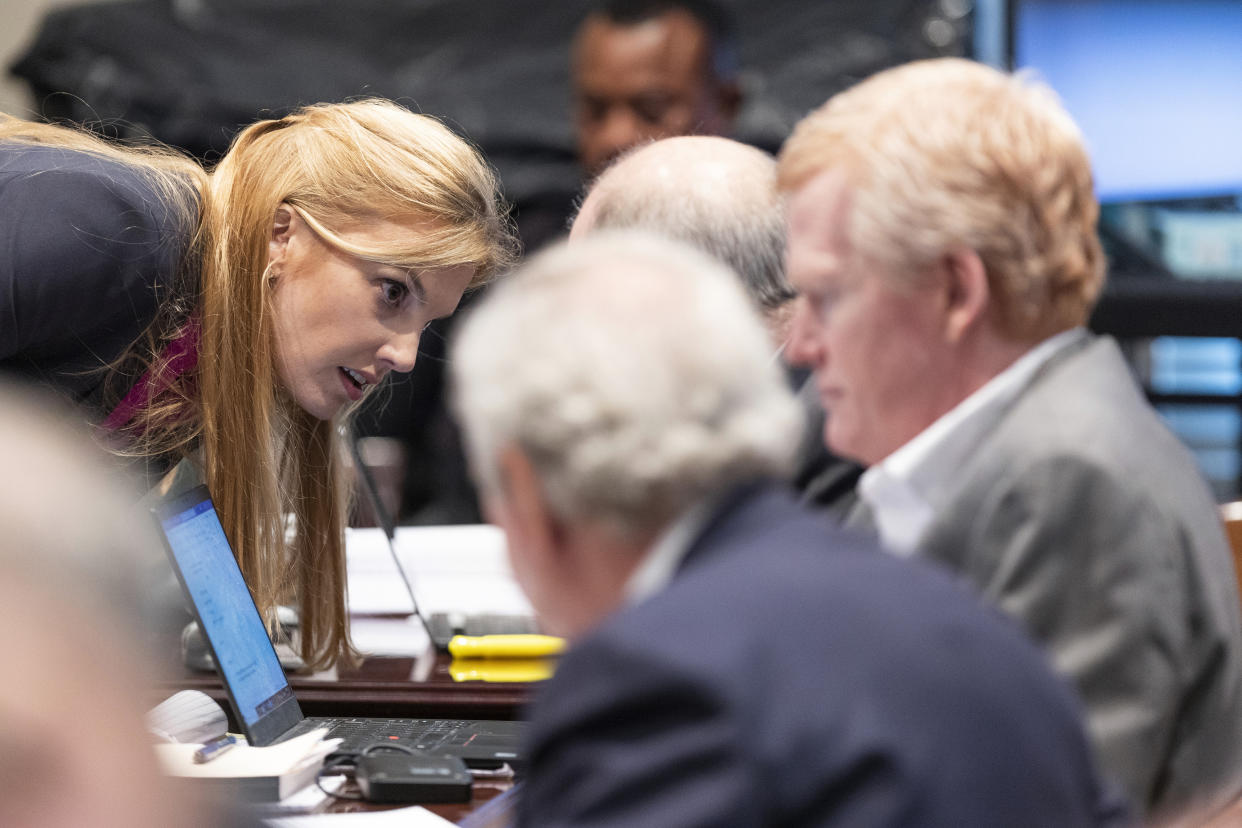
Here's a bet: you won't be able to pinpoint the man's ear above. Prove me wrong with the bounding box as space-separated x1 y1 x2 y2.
939 247 991 344
268 204 295 268
494 445 568 563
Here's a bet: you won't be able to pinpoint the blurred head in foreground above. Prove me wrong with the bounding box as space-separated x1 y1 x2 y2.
0 385 207 828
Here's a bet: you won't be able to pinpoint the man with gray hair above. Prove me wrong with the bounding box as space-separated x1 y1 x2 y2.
450 232 1125 827
571 136 792 343
571 135 862 514
780 57 1242 820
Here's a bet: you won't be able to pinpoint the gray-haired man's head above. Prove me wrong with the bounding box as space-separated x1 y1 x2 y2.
450 231 800 636
571 136 795 345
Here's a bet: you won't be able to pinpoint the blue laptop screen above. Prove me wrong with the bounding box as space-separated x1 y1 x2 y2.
161 498 293 727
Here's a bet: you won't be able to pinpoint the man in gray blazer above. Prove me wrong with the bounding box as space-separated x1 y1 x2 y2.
778 57 1242 822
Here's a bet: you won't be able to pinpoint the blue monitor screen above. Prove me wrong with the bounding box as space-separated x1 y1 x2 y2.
161 500 293 727
1013 0 1242 202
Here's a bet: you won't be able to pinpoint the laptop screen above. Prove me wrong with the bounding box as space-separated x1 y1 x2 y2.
157 487 296 732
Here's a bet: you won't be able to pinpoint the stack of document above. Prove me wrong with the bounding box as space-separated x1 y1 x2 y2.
155 729 338 802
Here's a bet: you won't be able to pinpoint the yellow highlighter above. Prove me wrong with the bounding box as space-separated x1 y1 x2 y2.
448 633 567 659
450 658 557 683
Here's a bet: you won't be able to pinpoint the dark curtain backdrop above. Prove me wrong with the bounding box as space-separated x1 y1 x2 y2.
12 0 971 206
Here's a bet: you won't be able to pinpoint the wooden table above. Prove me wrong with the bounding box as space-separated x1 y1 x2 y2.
160 651 537 723
158 650 538 821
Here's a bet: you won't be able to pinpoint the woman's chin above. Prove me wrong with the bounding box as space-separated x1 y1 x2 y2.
291 391 345 422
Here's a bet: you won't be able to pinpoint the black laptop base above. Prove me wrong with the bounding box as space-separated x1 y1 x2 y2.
284 716 524 770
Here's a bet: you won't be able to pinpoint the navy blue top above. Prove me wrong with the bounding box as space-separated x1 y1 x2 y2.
0 142 195 413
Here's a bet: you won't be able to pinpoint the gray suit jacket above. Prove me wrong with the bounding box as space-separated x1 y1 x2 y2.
909 332 1242 819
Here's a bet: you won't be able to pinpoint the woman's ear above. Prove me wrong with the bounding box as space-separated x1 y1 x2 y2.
268 204 295 268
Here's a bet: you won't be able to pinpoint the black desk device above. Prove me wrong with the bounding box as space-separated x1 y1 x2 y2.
355 753 473 803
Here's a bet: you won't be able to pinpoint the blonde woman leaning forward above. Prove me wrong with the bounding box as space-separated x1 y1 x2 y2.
0 100 516 668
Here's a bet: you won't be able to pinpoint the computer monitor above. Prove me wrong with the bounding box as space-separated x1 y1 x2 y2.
1010 0 1242 203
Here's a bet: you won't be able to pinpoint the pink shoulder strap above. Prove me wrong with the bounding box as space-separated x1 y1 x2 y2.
101 318 200 432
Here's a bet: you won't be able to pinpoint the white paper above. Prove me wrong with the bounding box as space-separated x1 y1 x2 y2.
393 525 534 617
147 689 229 744
395 525 512 575
346 528 417 615
251 775 343 816
347 523 534 621
263 804 456 827
348 615 432 657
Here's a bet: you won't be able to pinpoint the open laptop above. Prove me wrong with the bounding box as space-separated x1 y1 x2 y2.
349 434 539 650
153 484 525 768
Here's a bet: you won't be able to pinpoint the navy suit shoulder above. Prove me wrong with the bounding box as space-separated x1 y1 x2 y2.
0 142 195 406
518 484 1126 828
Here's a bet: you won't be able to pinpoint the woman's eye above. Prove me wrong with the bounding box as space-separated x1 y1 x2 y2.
380 279 409 308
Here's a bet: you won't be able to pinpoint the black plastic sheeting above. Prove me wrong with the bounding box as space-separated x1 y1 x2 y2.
11 0 971 205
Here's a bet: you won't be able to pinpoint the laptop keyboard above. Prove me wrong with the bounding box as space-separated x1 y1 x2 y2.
305 717 475 752
285 715 525 769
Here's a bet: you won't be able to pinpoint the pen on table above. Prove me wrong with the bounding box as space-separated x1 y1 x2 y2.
193 734 237 764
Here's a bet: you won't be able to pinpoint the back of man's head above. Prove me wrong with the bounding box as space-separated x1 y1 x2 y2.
779 57 1104 341
451 232 800 540
573 136 793 330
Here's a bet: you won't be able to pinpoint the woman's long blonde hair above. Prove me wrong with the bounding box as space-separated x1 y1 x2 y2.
198 100 514 668
3 101 515 668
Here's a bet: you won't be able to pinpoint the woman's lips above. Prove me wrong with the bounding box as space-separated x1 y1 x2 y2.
339 367 366 401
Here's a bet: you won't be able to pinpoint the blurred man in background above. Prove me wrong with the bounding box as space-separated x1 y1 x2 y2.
571 0 742 180
519 0 745 254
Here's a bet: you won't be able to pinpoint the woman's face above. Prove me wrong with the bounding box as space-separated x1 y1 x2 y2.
268 206 475 421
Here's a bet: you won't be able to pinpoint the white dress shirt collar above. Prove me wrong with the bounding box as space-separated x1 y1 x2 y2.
858 328 1086 556
623 493 724 605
